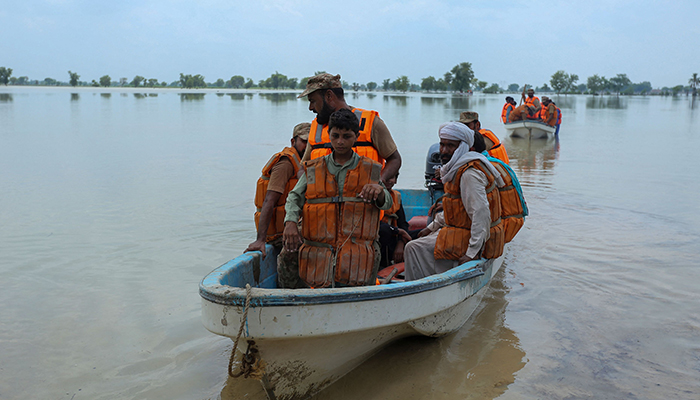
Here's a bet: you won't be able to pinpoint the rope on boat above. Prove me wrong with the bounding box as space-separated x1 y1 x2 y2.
228 283 252 378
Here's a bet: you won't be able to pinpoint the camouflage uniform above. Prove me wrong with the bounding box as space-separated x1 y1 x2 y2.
277 248 308 289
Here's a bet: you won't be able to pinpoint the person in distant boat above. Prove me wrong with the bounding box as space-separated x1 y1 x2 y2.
458 111 510 164
281 109 393 288
540 97 558 127
404 123 505 281
508 103 538 122
378 171 419 269
501 96 517 124
551 100 562 135
297 73 401 184
522 88 542 118
245 123 309 261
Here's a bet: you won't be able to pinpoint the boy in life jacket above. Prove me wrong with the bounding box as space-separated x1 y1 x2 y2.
281 108 393 288
245 123 309 262
404 122 506 281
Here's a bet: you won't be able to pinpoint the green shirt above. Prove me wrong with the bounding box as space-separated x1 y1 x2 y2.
284 152 392 224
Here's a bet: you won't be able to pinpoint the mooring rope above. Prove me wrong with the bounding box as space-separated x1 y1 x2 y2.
228 283 252 378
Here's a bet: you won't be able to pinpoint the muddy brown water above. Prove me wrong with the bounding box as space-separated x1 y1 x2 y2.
1 87 698 399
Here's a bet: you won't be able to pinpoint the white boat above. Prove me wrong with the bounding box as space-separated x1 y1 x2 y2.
199 188 506 400
504 120 555 139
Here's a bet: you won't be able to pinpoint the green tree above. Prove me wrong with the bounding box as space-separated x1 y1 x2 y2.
443 72 453 88
507 83 520 92
393 76 409 92
90 80 100 87
228 75 245 88
147 78 158 87
435 78 447 91
17 76 28 85
131 75 145 87
0 67 12 85
688 73 698 97
587 74 605 95
566 74 579 93
214 78 225 87
450 62 474 92
382 79 390 90
476 80 487 91
287 78 298 89
244 78 254 89
577 83 587 93
609 73 631 95
99 75 111 87
43 77 57 86
180 73 206 88
421 76 436 92
483 83 500 94
352 82 360 91
9 77 17 85
366 81 377 91
550 70 569 94
68 70 80 87
119 78 128 87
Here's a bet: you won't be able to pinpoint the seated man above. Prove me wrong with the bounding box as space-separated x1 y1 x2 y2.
378 172 418 269
245 122 309 259
458 111 510 164
522 88 542 118
508 104 538 122
501 96 517 124
404 122 506 281
282 108 393 288
540 97 558 127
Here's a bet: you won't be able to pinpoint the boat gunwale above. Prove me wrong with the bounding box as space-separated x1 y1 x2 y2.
199 258 489 307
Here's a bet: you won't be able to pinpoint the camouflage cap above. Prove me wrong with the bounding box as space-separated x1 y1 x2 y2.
297 73 342 98
458 111 479 124
292 122 311 140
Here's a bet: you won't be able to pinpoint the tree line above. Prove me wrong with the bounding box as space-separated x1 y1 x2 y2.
0 65 697 97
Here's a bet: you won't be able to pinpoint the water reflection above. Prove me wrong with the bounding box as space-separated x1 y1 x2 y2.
100 93 111 99
586 96 627 109
228 93 246 101
421 96 446 106
180 93 205 101
505 136 559 186
134 93 146 99
367 93 376 99
70 93 79 101
216 93 225 97
148 93 158 97
384 95 408 106
549 96 576 110
0 93 13 102
258 92 297 103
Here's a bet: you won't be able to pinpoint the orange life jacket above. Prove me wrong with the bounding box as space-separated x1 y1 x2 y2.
489 161 525 243
381 190 402 226
542 104 557 126
254 147 302 242
479 129 510 165
556 107 562 125
299 156 383 288
501 103 515 124
434 160 505 261
524 96 540 119
309 108 382 165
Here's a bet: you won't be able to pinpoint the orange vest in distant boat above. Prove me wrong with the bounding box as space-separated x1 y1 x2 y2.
542 104 557 126
254 147 302 242
479 129 510 165
524 96 540 119
309 108 382 165
434 160 505 261
381 190 402 227
299 156 383 288
501 103 515 124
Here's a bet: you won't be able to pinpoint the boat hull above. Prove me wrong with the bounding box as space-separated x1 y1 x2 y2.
200 247 504 400
504 120 555 139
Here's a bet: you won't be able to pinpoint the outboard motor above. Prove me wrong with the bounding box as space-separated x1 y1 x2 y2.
424 142 443 191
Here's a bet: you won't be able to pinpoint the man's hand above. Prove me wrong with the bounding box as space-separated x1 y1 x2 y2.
283 221 302 252
428 201 443 218
244 240 267 258
417 227 432 238
394 241 405 264
398 228 412 243
359 183 384 203
458 254 474 265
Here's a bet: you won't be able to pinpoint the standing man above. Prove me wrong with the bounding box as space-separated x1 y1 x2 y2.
501 96 517 124
297 73 401 184
522 88 542 118
551 100 562 135
459 111 510 164
244 123 309 259
404 122 506 281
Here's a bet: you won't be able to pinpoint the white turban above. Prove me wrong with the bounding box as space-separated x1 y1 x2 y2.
438 122 505 187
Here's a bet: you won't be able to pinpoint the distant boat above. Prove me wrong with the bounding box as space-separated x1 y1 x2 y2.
199 188 506 400
505 120 555 139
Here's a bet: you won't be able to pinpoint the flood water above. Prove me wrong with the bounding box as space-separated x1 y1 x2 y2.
1 87 699 400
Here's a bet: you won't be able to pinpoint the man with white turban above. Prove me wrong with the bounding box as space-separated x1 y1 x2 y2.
404 122 504 281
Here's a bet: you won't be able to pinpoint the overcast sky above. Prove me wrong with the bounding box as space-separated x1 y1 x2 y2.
2 0 698 88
